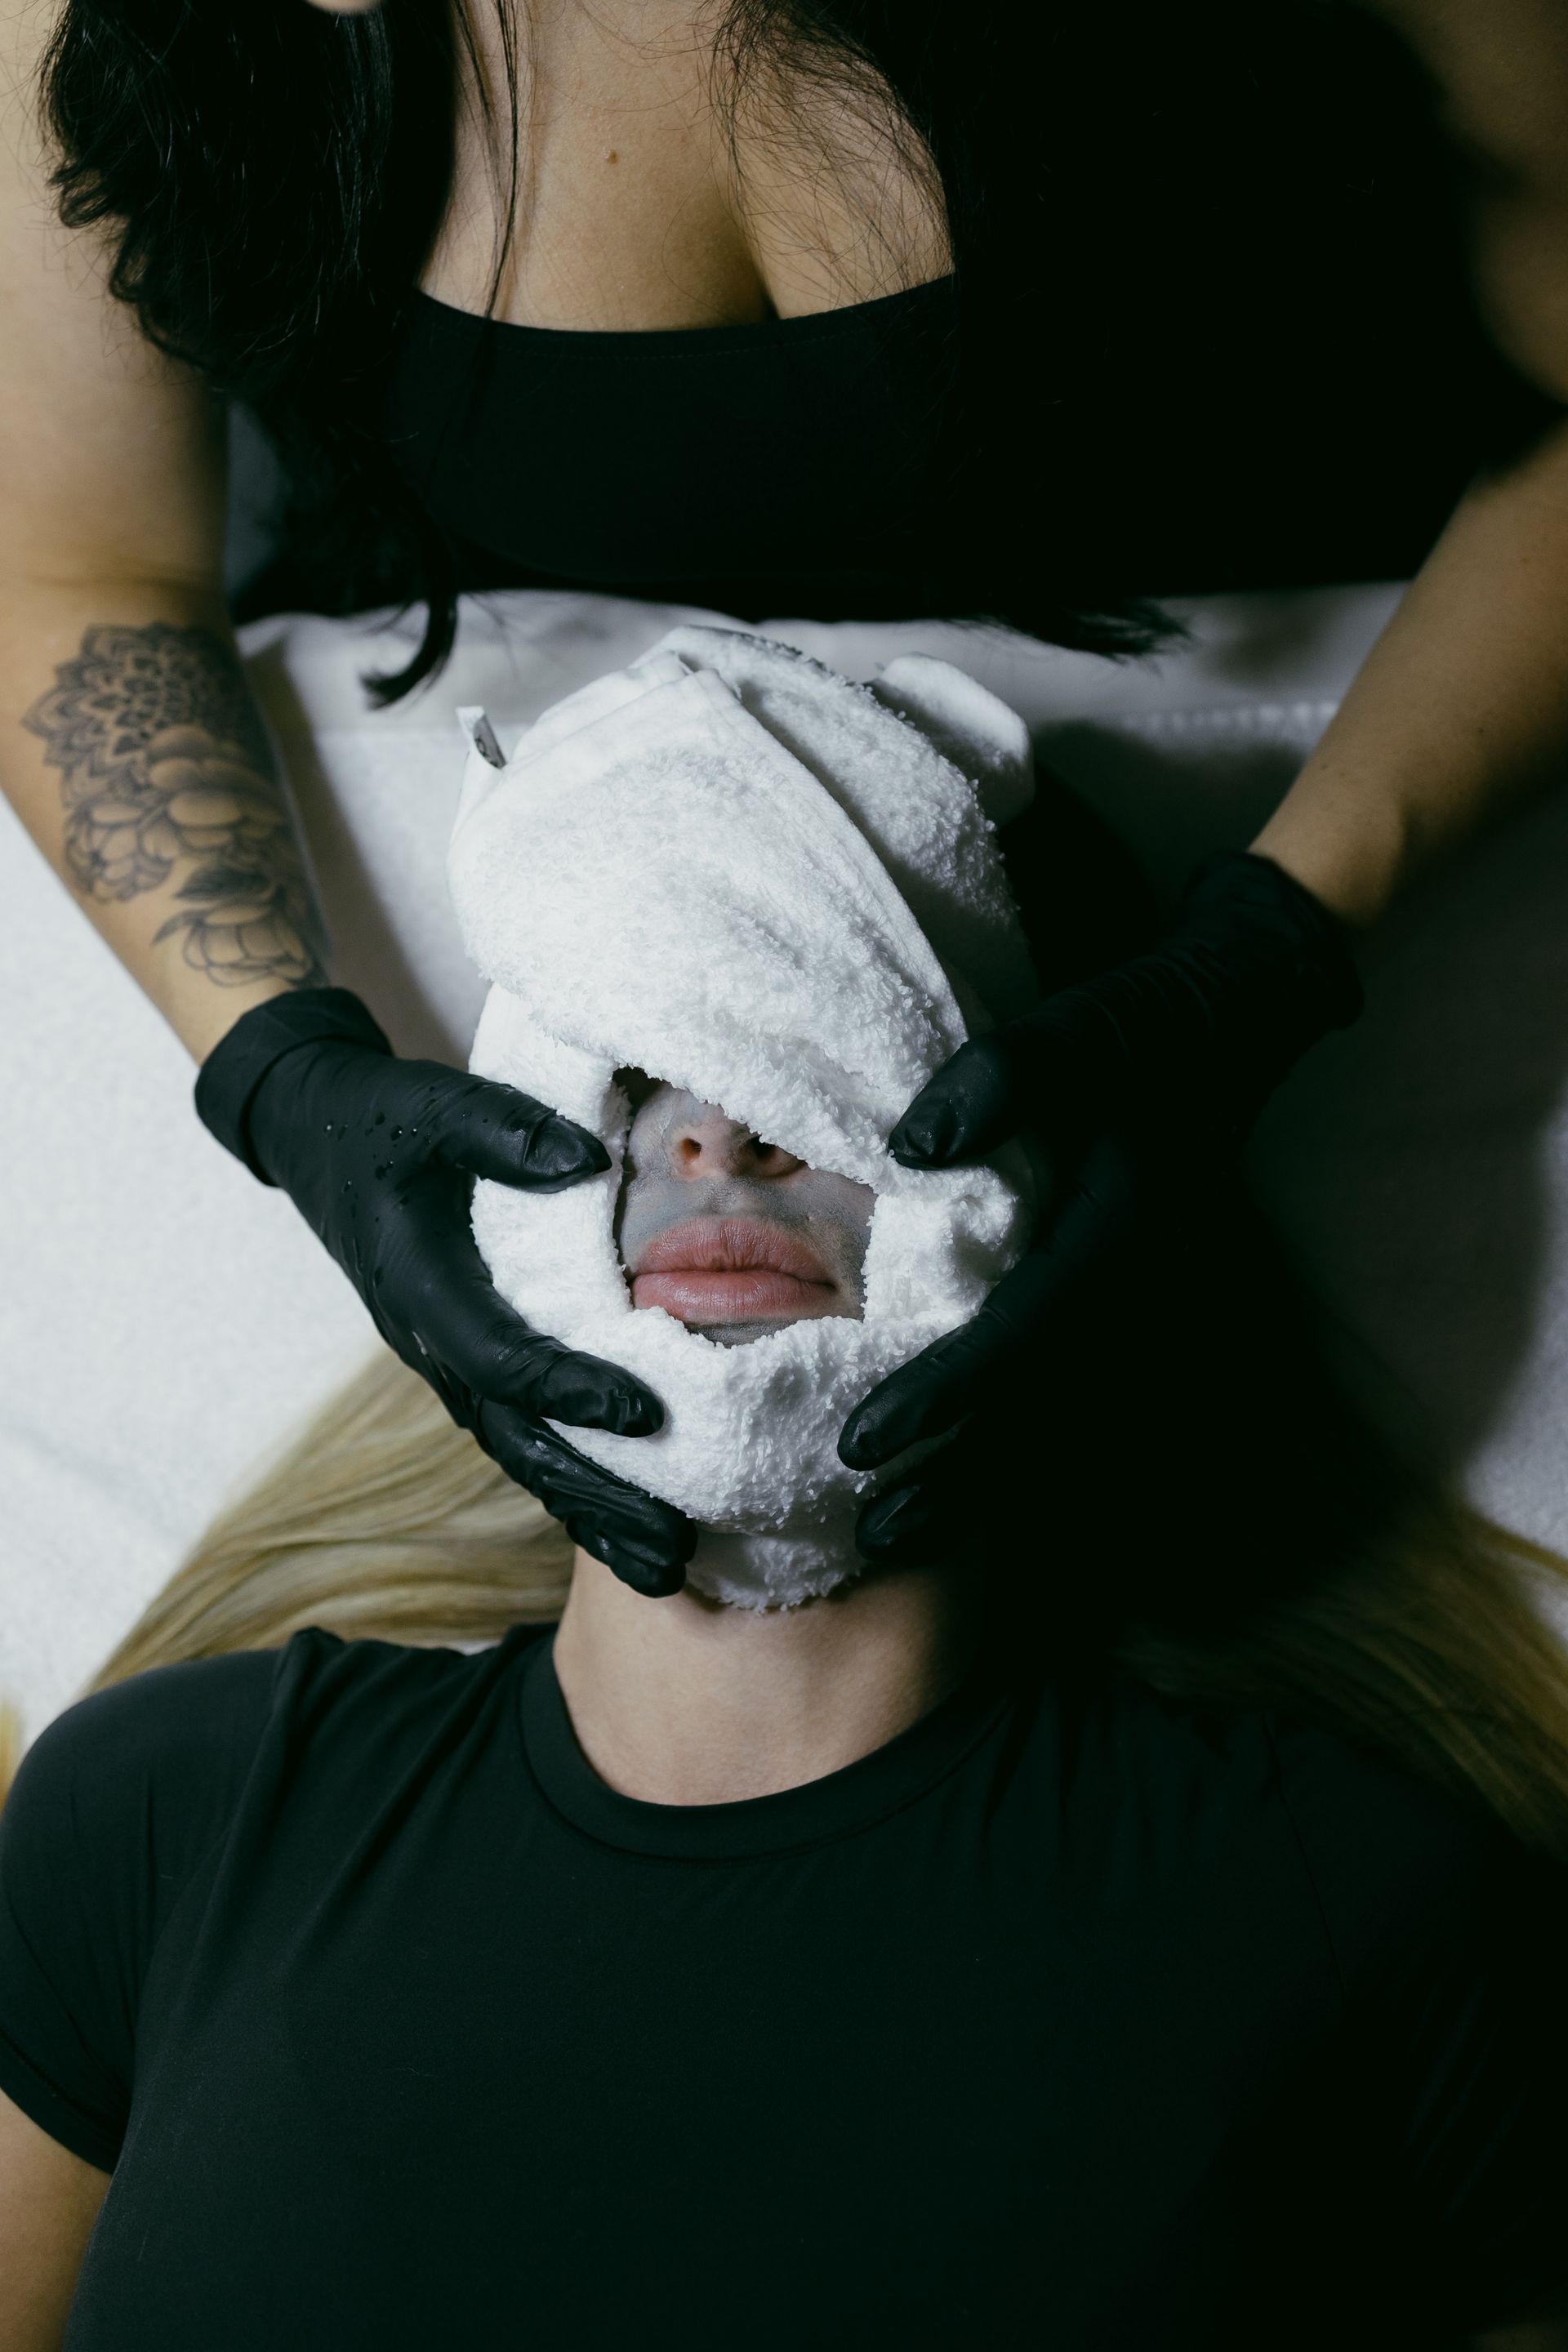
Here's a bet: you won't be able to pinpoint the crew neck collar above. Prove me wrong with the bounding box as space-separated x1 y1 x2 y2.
514 1625 1011 1861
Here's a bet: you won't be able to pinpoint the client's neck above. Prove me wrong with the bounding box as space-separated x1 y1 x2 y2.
551 1549 984 1806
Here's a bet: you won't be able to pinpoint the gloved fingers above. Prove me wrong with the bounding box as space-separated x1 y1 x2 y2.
403 1242 665 1433
889 1032 1022 1168
853 1428 977 1566
477 1406 697 1597
840 1138 1141 1469
853 1392 1049 1565
889 1000 1123 1168
889 855 1361 1173
414 1069 612 1190
579 1526 693 1601
837 1296 1017 1470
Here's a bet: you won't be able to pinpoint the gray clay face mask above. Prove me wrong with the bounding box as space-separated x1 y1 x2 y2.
613 1072 876 1347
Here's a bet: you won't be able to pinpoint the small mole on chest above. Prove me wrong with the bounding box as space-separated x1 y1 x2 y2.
603 149 619 164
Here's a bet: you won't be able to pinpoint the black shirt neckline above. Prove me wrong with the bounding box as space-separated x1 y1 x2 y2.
515 1624 1011 1860
410 271 957 357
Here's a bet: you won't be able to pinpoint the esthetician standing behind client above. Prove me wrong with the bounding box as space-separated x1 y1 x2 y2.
2 2 1567 1572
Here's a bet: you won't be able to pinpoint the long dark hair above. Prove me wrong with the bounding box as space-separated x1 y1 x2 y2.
42 0 465 693
38 0 1187 702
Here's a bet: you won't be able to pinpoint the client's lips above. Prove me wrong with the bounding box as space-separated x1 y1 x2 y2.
630 1217 837 1325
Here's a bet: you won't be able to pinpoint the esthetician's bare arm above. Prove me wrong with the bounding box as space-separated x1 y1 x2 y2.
1254 0 1568 929
0 2083 108 2351
0 0 325 1063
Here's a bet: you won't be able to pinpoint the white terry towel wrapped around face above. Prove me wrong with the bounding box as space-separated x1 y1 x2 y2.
448 625 1041 1609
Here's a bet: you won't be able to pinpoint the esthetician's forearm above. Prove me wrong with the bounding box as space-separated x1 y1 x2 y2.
0 574 327 1063
1250 415 1568 930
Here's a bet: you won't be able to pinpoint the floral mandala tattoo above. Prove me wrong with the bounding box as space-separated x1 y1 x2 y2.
24 622 326 989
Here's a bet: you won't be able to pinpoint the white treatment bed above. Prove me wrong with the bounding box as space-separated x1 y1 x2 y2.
5 581 1567 1743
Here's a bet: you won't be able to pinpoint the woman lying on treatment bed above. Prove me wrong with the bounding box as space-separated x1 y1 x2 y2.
5 642 1568 2350
6 1082 1568 2349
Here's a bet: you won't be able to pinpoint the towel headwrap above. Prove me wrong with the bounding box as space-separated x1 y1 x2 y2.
448 626 1040 1608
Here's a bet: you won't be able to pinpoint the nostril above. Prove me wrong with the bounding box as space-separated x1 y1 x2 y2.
750 1140 801 1176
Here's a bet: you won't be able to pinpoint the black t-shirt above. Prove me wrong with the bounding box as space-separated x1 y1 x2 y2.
3 1625 1566 2349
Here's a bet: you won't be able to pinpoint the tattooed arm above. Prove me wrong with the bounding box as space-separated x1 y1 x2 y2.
1 0 324 1062
17 613 327 1046
4 588 328 1062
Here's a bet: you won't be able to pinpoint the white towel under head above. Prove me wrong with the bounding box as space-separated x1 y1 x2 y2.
448 626 1040 1609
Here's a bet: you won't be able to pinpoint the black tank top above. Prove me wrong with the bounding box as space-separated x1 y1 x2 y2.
381 278 963 624
370 6 1559 629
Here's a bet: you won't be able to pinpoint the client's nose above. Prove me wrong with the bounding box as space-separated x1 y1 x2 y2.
666 1102 805 1181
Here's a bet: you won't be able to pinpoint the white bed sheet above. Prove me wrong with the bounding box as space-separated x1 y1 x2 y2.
5 582 1566 1743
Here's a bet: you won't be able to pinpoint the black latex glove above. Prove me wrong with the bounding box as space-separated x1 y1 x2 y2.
840 851 1363 1558
195 989 696 1595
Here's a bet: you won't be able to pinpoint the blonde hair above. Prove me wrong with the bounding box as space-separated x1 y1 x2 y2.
8 1346 1568 1861
87 1352 573 1690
